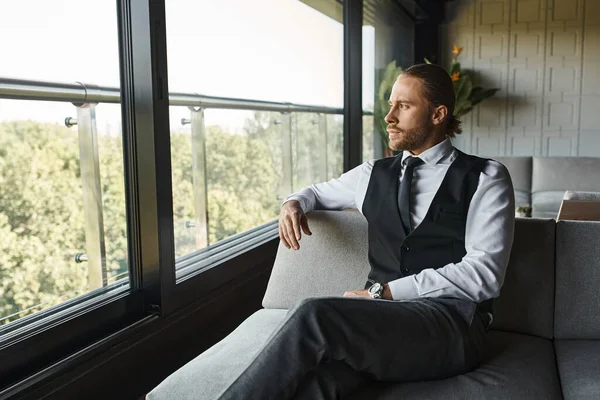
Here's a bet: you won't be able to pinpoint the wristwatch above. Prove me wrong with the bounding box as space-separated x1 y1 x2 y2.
368 282 384 299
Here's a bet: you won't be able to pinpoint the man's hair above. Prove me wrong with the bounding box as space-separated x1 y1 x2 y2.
401 63 462 138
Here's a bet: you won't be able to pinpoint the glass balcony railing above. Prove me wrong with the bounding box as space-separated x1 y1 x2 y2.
0 76 374 325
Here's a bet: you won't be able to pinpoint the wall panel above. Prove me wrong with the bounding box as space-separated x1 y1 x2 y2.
443 0 599 156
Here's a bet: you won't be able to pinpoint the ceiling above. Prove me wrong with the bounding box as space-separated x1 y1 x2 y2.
300 0 450 25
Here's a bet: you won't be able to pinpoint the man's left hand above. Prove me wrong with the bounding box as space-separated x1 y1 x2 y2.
343 289 370 298
343 284 393 300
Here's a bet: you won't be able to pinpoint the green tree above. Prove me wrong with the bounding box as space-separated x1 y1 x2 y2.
0 120 129 324
0 110 345 325
243 111 344 193
0 121 87 322
170 123 281 253
98 134 128 282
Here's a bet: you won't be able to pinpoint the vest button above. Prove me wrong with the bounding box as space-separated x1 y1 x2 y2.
403 268 410 273
403 245 410 252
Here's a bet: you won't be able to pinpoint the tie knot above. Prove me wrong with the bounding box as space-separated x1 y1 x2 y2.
405 157 424 170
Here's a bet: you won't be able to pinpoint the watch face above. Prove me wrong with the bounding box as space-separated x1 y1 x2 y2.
369 283 381 295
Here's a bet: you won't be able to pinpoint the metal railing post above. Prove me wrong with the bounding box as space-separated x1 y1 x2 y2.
281 112 293 197
69 103 107 290
318 114 328 182
186 108 209 249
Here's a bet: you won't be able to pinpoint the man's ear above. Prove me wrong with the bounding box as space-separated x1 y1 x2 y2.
432 105 448 126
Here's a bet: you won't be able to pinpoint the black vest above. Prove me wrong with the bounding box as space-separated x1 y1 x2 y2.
362 149 493 315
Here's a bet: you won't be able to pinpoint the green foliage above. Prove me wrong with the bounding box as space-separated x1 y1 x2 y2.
469 87 500 107
374 61 404 150
448 61 460 77
98 134 128 282
446 45 500 118
0 121 88 323
454 73 474 117
205 124 281 244
1 112 345 324
374 47 499 149
163 118 285 254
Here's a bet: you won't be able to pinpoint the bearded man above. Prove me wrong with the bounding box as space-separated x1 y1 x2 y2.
218 63 515 400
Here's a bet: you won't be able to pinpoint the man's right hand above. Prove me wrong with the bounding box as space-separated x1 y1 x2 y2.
278 200 312 250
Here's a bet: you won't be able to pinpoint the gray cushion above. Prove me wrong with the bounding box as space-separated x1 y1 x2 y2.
262 210 370 309
532 157 600 218
554 220 600 339
490 218 556 339
148 312 564 400
532 157 600 193
514 190 532 211
146 309 288 400
563 190 600 201
555 340 600 400
348 331 562 400
264 213 557 340
493 156 532 207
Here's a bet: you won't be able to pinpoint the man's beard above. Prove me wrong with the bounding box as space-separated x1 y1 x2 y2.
388 118 434 152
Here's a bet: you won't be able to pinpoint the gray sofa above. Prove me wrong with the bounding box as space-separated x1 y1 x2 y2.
492 156 600 218
148 211 600 399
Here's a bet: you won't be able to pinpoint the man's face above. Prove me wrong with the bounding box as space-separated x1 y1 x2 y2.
385 75 434 153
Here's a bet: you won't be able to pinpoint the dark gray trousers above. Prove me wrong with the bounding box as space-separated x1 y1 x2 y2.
218 296 491 400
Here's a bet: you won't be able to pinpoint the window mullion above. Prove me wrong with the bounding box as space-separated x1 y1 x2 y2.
117 0 176 315
343 0 363 172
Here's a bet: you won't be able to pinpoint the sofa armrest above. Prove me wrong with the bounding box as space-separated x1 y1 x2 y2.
262 210 370 309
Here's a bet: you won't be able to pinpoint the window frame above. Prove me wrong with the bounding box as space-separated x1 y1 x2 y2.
0 0 175 391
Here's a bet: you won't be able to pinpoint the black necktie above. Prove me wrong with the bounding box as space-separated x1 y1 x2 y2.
399 157 424 235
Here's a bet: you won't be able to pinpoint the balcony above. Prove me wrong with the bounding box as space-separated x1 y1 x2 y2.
0 76 377 328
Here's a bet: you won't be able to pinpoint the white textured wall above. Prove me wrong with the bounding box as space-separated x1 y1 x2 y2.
441 0 600 157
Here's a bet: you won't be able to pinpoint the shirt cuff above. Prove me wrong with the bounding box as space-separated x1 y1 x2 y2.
283 190 315 214
388 276 419 300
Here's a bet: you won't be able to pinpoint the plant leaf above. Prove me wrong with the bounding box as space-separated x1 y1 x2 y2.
455 106 472 118
454 75 473 104
449 62 461 76
382 61 400 86
454 97 472 117
469 86 483 100
470 88 500 106
374 61 403 148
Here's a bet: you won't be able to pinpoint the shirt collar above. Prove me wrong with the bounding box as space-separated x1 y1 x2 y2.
401 138 453 167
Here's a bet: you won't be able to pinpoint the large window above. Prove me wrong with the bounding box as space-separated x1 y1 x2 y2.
0 0 350 333
164 0 345 265
0 0 369 395
0 2 127 327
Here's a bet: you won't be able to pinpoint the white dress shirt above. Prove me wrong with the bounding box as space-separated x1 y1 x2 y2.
285 139 515 313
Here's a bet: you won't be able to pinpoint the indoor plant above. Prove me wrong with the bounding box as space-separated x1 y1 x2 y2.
374 44 500 155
